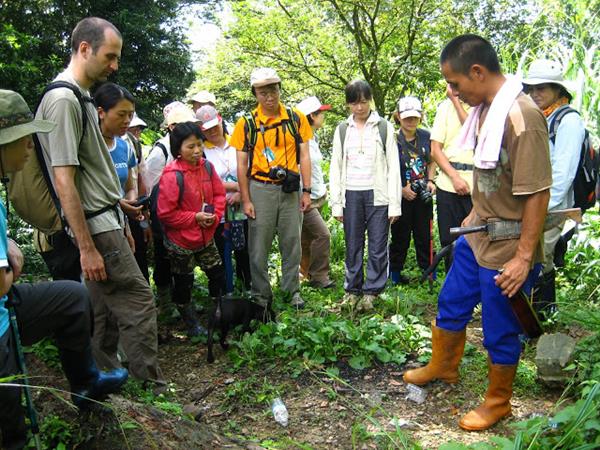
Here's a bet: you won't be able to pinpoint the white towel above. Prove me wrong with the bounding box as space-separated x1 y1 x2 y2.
458 77 524 169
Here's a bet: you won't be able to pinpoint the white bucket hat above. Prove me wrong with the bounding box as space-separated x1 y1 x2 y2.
522 59 573 93
128 113 147 129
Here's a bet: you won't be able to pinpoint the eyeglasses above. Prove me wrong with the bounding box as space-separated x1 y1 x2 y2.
255 87 280 99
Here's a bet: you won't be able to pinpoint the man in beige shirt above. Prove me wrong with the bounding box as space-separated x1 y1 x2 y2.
430 85 472 271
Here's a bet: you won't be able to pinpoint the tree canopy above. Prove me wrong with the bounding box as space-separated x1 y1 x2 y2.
0 0 217 126
194 0 599 140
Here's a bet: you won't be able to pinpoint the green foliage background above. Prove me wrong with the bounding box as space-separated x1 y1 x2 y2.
0 0 218 127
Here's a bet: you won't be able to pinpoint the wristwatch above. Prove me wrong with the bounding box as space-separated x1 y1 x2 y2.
302 187 312 194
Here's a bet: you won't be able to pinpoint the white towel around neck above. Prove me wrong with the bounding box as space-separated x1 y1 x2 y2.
458 76 524 169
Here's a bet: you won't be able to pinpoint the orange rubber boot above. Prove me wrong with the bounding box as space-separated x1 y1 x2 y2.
403 320 466 385
459 362 517 431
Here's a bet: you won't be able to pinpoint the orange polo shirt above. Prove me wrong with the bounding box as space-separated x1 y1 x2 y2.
230 103 312 181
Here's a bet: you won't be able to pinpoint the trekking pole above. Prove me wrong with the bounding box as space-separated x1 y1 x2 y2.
428 213 434 294
6 288 43 450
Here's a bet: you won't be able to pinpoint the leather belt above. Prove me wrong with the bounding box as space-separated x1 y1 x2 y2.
450 162 474 171
250 177 283 185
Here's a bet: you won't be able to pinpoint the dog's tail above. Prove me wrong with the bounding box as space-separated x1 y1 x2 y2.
420 242 455 281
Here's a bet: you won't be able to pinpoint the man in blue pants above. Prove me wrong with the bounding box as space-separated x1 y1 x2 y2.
403 35 552 431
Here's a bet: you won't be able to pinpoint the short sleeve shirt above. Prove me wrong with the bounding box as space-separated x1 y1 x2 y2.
109 137 137 194
465 93 552 269
0 202 9 337
398 129 431 187
229 103 313 181
430 99 474 193
35 69 123 235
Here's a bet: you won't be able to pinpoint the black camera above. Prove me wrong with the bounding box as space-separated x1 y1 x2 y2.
268 166 287 181
410 179 433 204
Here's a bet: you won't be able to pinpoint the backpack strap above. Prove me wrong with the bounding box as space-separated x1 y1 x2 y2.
243 112 258 177
203 159 214 178
38 81 93 147
33 81 94 232
153 141 169 161
338 119 387 154
549 105 578 144
127 131 143 163
377 118 388 151
338 122 349 154
175 170 185 205
283 106 301 164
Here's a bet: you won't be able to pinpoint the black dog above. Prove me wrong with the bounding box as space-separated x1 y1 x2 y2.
206 297 273 363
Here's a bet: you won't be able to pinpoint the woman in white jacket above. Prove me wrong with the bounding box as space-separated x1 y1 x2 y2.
329 80 402 312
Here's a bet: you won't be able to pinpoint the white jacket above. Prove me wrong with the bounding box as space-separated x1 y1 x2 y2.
329 111 402 218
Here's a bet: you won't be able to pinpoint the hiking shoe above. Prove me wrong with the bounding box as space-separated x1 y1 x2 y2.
308 279 336 289
340 292 360 309
290 292 305 309
357 294 376 312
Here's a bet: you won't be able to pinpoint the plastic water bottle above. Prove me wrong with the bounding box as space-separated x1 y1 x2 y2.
271 397 288 427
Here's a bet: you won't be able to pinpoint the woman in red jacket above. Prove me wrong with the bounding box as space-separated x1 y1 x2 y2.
157 121 226 336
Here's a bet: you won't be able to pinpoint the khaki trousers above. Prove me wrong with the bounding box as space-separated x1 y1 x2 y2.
248 181 302 306
85 230 164 383
300 195 331 283
542 223 564 274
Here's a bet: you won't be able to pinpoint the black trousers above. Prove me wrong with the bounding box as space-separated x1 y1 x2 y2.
213 221 252 292
436 188 473 247
389 197 433 272
0 281 92 449
129 219 149 282
151 227 172 289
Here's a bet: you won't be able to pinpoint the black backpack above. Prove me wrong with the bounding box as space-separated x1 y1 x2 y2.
549 106 599 211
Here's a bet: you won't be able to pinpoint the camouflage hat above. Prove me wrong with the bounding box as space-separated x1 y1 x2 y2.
0 90 55 145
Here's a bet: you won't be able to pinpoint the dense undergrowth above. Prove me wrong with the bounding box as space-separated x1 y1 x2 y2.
3 196 600 448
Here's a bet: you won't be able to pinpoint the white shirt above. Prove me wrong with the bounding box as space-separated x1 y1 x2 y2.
308 137 327 199
344 114 379 190
144 134 173 193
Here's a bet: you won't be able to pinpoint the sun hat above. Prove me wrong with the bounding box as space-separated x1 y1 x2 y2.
250 68 281 88
296 96 331 117
195 105 222 131
522 59 573 93
398 96 422 120
161 102 198 128
166 107 198 127
190 90 216 105
0 90 55 145
128 113 147 129
162 101 187 121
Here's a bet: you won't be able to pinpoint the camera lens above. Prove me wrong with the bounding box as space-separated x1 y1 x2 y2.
275 168 286 180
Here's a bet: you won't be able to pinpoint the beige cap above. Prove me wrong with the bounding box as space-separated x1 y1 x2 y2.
190 90 216 105
250 67 281 88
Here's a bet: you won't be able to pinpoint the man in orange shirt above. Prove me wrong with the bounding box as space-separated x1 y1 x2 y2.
231 68 312 309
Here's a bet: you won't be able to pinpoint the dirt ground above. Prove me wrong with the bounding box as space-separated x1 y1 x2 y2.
25 310 564 450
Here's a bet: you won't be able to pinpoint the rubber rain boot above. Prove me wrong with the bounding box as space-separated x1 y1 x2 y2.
403 320 466 385
59 346 128 409
459 361 517 431
176 303 207 337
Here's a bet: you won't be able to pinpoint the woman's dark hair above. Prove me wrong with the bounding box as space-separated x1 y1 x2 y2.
170 121 203 159
345 79 372 104
94 82 135 112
